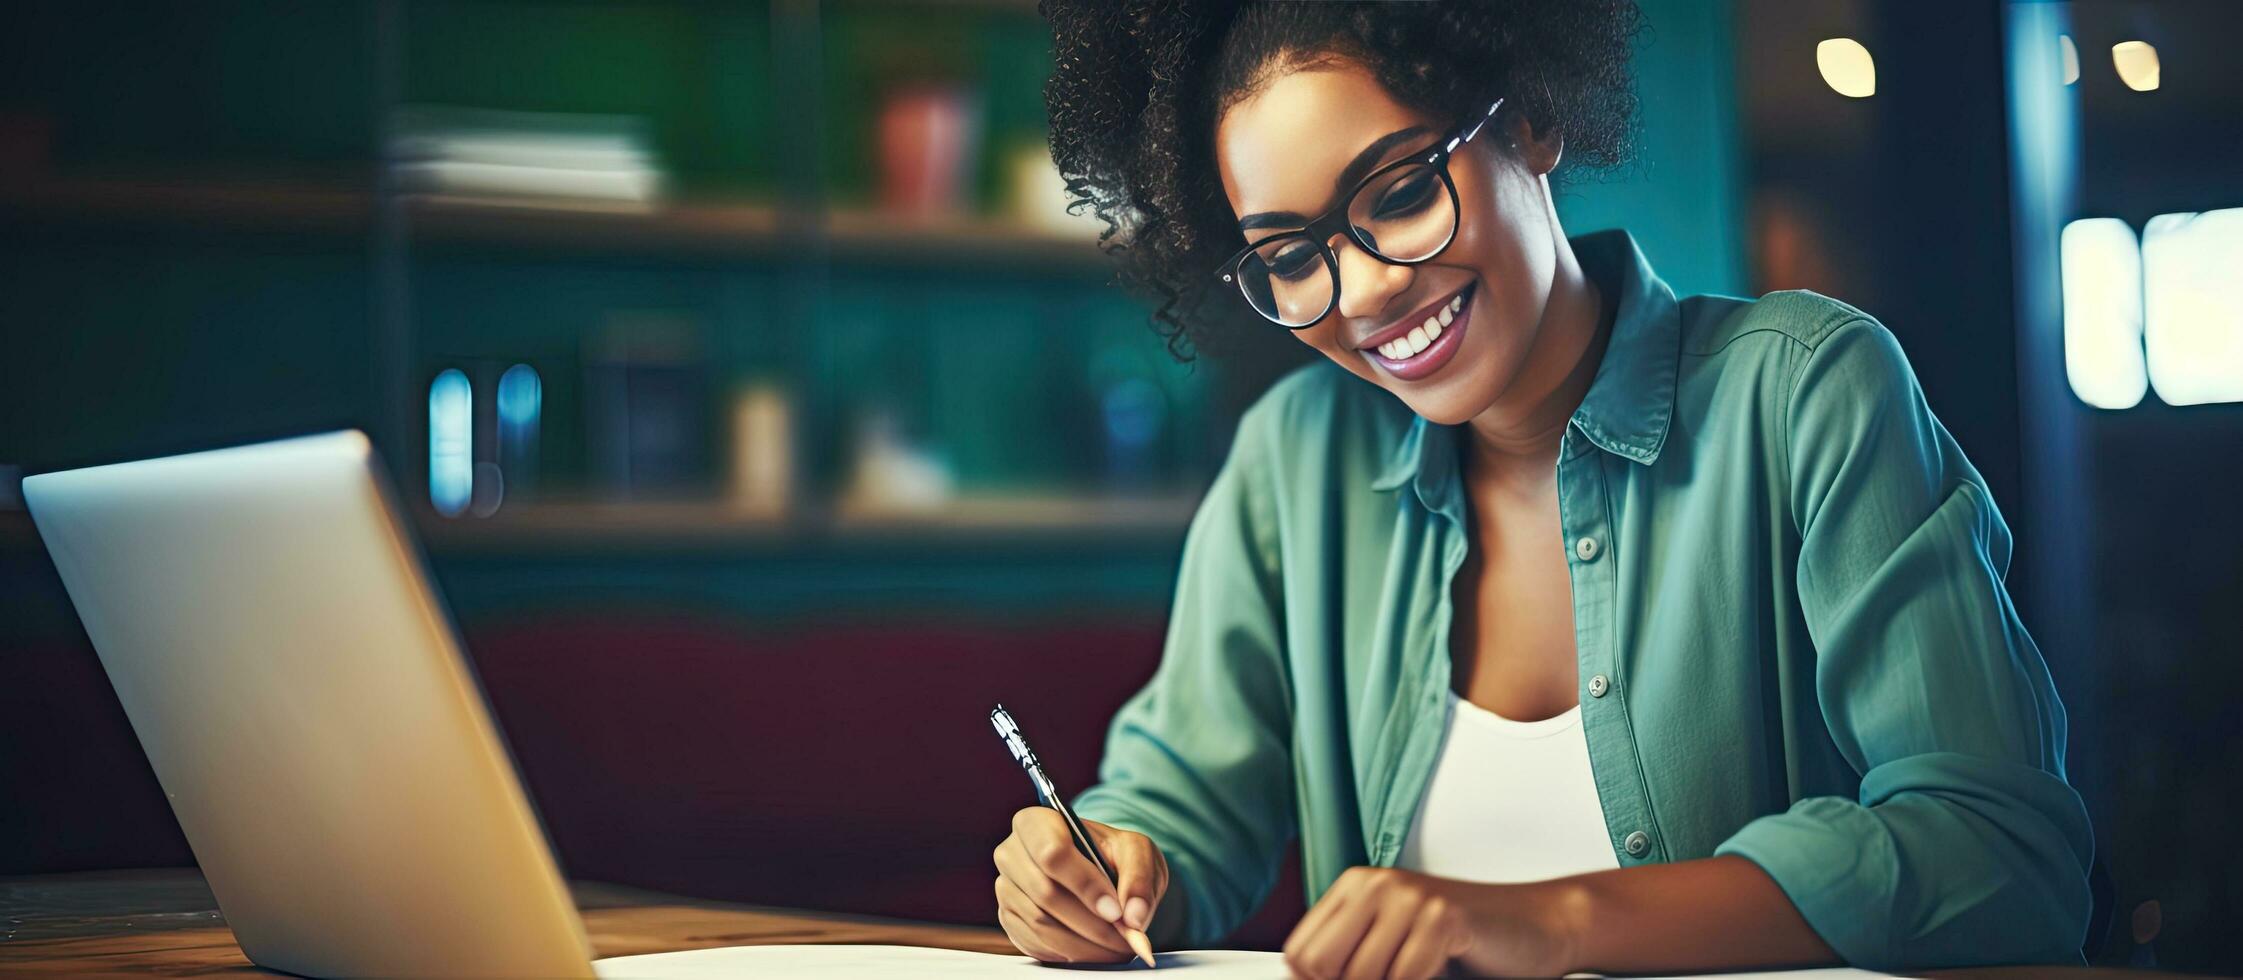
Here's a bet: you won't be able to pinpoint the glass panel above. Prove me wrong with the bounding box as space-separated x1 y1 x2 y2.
1239 239 1334 327
1349 163 1456 262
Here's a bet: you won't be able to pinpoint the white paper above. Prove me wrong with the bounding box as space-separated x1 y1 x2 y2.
593 944 1277 977
594 943 1911 978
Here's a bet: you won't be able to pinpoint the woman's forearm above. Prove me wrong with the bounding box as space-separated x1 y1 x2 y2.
1553 854 1840 975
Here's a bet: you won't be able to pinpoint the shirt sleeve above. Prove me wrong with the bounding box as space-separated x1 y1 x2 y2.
1070 416 1298 950
1712 318 2096 970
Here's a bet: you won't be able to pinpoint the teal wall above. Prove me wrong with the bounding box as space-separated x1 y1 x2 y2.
1556 0 1747 299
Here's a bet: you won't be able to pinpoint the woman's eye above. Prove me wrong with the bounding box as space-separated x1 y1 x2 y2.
1268 244 1320 280
1371 173 1436 219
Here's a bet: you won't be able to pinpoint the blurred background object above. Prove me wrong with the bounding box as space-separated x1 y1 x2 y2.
726 380 793 518
391 106 666 212
583 311 711 499
0 0 2236 970
875 81 981 218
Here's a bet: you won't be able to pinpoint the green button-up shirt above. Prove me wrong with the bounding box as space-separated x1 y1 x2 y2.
1072 230 2094 971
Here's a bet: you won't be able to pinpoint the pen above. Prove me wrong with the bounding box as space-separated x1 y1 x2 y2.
989 703 1157 968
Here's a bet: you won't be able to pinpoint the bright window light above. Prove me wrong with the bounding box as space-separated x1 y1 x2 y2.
2112 40 2160 91
2143 208 2243 406
2060 218 2148 409
497 363 541 443
1816 38 1876 98
493 363 540 511
2058 34 2081 85
429 369 473 516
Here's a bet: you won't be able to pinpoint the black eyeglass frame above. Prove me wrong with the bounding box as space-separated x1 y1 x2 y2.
1214 96 1507 330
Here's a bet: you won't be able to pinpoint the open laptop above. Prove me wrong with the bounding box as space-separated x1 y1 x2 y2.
23 431 752 978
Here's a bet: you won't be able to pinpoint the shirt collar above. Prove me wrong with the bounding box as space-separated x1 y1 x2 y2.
1371 229 1682 503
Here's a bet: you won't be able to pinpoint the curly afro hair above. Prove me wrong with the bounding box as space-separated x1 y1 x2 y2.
1041 1 1644 359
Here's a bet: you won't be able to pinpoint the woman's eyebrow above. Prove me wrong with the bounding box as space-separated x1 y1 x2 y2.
1237 125 1434 232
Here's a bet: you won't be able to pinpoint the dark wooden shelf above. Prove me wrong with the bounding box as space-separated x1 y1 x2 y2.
414 493 1198 554
0 175 1112 271
405 193 1110 269
0 174 371 234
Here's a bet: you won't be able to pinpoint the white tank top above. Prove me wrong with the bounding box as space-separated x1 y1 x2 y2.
1393 690 1622 883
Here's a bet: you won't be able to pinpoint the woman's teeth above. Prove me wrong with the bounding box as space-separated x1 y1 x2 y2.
1376 292 1466 360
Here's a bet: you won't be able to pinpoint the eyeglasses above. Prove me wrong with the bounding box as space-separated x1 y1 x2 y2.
1214 97 1505 329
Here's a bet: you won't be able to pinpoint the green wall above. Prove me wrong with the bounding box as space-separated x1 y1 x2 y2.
1556 0 1747 299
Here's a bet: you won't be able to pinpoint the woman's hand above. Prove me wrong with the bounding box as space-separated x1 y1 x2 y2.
1280 866 1582 980
991 807 1170 963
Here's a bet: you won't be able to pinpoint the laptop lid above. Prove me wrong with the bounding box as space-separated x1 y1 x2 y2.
24 431 596 978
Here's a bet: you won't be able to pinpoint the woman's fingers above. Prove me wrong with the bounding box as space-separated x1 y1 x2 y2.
1386 900 1457 980
992 833 1131 957
994 877 1131 962
991 808 1174 962
1284 883 1364 980
1010 808 1129 927
997 905 1121 964
1290 900 1375 980
1088 820 1168 932
1338 895 1416 980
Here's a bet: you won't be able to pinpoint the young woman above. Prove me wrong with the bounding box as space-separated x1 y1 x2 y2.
989 3 2093 977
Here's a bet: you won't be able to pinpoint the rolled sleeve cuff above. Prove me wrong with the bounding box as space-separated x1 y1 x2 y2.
1715 795 1902 968
1713 753 2093 971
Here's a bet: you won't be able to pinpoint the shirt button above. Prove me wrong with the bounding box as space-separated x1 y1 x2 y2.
1588 674 1610 698
1623 830 1650 856
1574 536 1600 561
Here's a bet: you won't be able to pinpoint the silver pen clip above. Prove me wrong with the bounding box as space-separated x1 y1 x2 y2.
990 704 1056 804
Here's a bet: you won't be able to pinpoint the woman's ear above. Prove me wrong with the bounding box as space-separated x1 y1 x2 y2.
1501 110 1565 177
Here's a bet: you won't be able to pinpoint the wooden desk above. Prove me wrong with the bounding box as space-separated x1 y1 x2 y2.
0 869 1016 977
0 869 2186 979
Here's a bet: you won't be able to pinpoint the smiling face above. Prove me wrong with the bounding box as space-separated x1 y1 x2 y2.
1215 58 1566 426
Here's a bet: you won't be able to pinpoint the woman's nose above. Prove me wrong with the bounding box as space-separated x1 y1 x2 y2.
1331 234 1412 322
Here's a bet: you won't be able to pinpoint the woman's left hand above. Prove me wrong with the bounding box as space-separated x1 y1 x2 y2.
1279 866 1581 980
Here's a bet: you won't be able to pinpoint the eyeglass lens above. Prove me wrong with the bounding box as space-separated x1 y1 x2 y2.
1235 162 1457 327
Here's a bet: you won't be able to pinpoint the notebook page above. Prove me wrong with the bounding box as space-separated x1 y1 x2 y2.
593 944 1279 977
594 943 1911 978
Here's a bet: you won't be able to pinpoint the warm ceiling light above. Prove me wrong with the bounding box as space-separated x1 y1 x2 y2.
2112 40 2161 91
2060 218 2148 409
1816 38 1876 98
2058 34 2081 85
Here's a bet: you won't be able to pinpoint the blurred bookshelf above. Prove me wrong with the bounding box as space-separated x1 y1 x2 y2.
0 0 1291 562
374 0 1229 553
